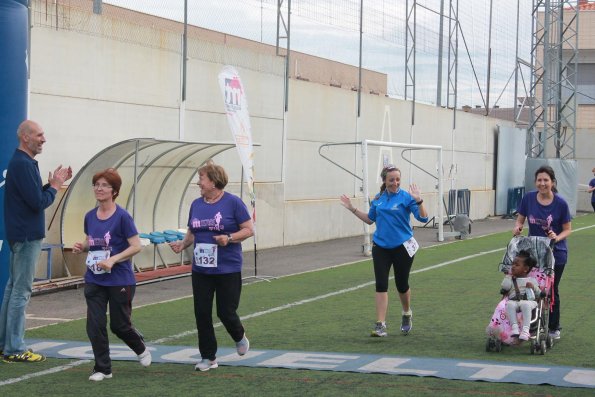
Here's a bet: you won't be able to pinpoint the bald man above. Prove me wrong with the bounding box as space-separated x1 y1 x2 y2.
0 120 72 363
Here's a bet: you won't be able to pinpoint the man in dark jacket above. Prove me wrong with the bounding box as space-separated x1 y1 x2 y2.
0 120 71 362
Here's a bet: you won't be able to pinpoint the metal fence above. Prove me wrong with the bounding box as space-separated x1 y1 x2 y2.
32 0 533 109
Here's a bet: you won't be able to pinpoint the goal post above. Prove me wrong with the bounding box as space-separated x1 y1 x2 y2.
361 140 445 254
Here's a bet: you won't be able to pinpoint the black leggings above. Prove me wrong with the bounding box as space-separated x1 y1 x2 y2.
372 243 414 293
549 264 565 331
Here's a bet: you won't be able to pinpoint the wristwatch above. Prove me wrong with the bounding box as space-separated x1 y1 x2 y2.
226 233 233 242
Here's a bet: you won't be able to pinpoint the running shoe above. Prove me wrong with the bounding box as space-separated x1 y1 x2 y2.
3 351 46 363
138 349 152 367
195 359 218 372
236 334 250 356
89 371 112 381
401 313 413 335
371 321 387 337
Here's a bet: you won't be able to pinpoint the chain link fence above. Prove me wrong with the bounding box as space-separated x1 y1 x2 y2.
31 0 533 108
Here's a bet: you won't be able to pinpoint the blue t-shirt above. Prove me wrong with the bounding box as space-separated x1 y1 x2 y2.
368 189 428 249
590 177 595 203
517 191 572 265
83 205 138 286
187 192 251 274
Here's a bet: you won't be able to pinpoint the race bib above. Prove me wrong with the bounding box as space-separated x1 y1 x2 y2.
193 243 218 268
86 250 111 275
403 237 419 258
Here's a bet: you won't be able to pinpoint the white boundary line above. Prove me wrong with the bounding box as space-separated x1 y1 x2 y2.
149 223 595 344
150 247 505 344
0 359 90 386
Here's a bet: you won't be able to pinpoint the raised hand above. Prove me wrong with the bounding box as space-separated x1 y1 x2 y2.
339 194 354 211
408 183 422 202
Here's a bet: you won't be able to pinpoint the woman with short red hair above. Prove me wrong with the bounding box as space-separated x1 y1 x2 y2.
72 168 151 381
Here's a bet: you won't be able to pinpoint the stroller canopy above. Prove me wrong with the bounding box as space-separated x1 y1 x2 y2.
499 236 554 274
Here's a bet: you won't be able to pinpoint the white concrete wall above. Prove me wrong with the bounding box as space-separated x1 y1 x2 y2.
282 80 503 245
36 10 595 279
30 22 508 262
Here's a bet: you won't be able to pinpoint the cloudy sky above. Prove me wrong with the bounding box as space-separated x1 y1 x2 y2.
105 0 534 108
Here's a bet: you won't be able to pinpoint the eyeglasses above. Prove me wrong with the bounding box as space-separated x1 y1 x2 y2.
92 183 112 190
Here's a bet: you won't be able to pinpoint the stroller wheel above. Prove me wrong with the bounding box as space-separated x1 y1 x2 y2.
540 339 547 355
546 334 553 348
485 338 492 352
530 341 536 354
495 339 502 352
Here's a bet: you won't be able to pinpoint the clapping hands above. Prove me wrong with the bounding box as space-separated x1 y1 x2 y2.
48 165 72 189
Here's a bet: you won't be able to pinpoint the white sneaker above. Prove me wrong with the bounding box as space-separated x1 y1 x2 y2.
89 371 112 381
138 349 152 367
510 323 520 336
195 359 218 372
519 327 531 341
236 334 250 356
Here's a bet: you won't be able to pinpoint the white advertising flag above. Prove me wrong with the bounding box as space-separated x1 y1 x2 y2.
218 65 255 203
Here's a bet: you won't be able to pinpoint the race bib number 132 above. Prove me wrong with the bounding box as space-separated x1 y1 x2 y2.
193 243 218 268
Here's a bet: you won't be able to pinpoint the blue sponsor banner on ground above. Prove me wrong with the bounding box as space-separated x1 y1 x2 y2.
0 0 28 303
27 339 595 389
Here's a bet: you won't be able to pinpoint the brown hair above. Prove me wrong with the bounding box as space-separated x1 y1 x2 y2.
379 165 401 193
92 168 122 200
198 160 228 190
534 165 558 193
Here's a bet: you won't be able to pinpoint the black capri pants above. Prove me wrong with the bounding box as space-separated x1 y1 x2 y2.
372 243 414 293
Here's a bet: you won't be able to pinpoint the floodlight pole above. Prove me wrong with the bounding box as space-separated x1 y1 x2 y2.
179 0 188 141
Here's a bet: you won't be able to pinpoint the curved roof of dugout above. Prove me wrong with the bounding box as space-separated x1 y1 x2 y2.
59 138 238 249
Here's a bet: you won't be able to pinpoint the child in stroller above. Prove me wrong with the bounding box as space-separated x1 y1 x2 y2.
500 250 541 341
486 236 554 354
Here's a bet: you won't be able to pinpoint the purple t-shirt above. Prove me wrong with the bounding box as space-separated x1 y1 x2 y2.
517 191 572 265
590 177 595 203
83 205 138 286
187 192 251 275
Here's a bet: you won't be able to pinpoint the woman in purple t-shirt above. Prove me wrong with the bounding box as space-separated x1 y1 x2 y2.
169 161 254 372
513 165 572 340
588 167 595 212
72 168 151 381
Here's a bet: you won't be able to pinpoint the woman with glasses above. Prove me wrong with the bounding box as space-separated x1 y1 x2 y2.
340 165 428 337
169 160 254 372
72 168 151 381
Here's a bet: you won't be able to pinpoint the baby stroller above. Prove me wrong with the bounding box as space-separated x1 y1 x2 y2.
486 236 555 355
